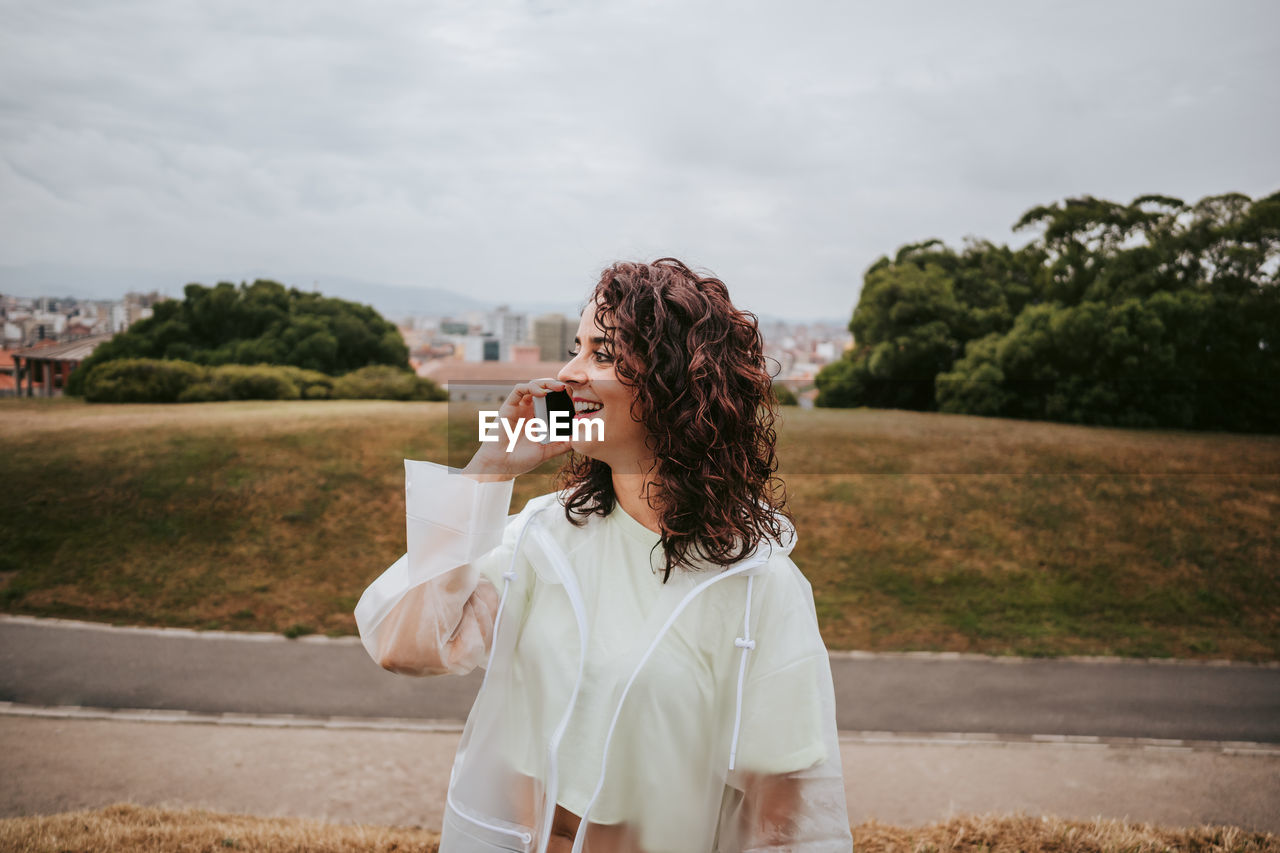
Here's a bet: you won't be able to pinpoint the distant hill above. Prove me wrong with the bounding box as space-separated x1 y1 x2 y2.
0 263 842 326
0 264 503 322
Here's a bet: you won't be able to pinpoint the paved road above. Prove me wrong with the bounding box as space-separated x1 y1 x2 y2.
3 616 1278 742
7 715 1279 832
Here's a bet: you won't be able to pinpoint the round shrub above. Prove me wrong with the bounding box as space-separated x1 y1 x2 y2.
84 359 208 403
332 365 447 401
208 364 301 400
273 366 334 400
177 382 232 403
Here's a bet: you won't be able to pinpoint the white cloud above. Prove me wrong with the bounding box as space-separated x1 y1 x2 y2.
1 0 1277 319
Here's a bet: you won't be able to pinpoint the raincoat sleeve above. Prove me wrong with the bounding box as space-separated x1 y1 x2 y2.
353 458 519 677
721 556 853 850
732 561 829 774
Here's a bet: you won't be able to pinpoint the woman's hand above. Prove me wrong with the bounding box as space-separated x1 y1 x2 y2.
463 379 574 482
738 771 803 846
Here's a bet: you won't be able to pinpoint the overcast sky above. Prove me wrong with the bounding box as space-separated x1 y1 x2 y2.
2 0 1277 320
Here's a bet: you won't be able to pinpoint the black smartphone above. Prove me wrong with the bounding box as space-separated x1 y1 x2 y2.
533 386 575 443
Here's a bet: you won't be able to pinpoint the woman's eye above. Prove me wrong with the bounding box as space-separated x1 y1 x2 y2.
567 347 613 364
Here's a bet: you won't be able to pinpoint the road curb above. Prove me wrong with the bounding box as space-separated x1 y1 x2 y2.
0 614 363 645
826 648 1280 668
4 614 1277 668
4 701 1280 756
0 701 463 732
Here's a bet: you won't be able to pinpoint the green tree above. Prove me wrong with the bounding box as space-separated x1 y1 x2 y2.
819 190 1280 433
816 239 1040 411
67 280 410 394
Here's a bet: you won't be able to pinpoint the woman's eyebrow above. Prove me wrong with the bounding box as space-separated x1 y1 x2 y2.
572 336 609 345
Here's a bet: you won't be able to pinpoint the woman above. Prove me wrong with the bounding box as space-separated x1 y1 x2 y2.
355 259 851 852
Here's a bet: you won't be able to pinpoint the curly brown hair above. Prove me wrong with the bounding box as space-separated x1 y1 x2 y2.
556 258 790 582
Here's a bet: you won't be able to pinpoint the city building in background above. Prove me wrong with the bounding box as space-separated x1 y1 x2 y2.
532 313 575 362
403 307 851 409
8 335 112 397
1 285 852 404
1 291 165 397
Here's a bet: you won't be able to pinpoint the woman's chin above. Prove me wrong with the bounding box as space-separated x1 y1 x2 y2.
568 413 606 458
568 439 608 462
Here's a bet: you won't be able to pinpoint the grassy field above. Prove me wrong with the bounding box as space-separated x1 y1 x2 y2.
2 397 1277 660
1 804 1275 853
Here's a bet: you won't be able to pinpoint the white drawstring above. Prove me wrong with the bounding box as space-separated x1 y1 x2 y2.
445 791 534 847
727 574 756 771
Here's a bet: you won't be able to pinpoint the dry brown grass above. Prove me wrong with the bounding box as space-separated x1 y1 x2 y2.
0 803 438 852
3 398 1277 658
853 812 1280 852
774 409 1280 659
0 396 403 435
1 804 1275 853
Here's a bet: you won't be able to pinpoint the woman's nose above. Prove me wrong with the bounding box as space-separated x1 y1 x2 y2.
556 356 585 385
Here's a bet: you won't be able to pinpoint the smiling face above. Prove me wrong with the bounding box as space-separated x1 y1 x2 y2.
555 299 653 472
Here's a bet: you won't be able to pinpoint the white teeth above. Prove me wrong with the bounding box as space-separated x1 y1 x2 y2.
574 401 602 414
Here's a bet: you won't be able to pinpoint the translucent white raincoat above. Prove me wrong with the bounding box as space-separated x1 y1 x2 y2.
355 460 852 852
